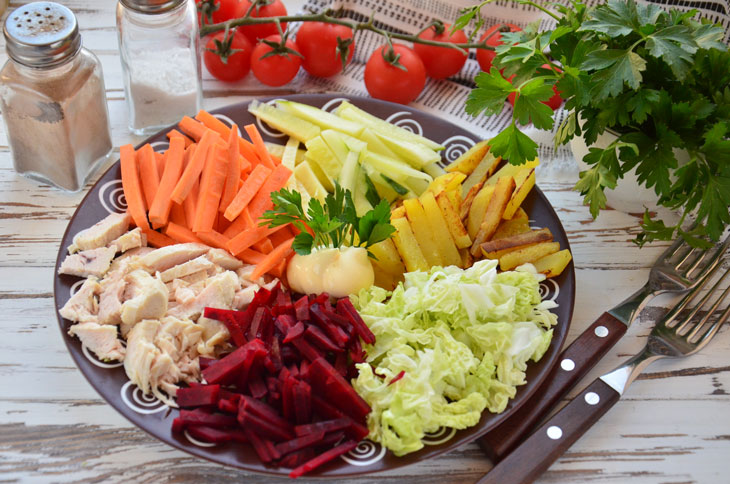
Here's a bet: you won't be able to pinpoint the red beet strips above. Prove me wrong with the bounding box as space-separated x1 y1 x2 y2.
173 284 376 476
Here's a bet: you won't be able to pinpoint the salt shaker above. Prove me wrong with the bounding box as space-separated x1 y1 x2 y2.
116 0 202 135
0 2 113 192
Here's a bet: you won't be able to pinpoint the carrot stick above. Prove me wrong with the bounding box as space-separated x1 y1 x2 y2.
165 221 204 244
195 230 230 250
269 258 287 279
252 238 274 254
239 154 252 174
143 229 176 248
119 144 149 230
171 129 219 204
170 202 187 228
178 116 207 141
246 164 292 221
183 177 199 230
237 248 268 265
219 123 242 214
223 164 272 221
193 144 228 233
195 110 233 139
238 137 261 166
154 151 166 178
226 224 286 255
149 136 185 227
269 225 294 247
222 207 252 239
167 128 193 147
137 144 160 210
250 237 294 280
244 124 275 168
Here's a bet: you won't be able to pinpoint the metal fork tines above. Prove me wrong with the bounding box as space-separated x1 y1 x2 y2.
609 233 730 323
603 262 730 395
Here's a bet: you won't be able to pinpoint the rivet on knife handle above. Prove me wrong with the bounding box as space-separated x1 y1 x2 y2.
477 312 627 461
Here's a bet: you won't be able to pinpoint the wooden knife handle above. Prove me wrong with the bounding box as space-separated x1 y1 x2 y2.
477 378 621 484
478 312 627 461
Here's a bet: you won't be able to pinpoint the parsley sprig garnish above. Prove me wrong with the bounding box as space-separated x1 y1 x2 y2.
461 0 729 246
260 185 395 257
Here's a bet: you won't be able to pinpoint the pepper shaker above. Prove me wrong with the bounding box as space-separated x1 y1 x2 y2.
116 0 202 135
0 2 113 192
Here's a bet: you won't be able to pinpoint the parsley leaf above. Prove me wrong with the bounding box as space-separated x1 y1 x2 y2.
513 78 556 130
465 69 514 117
582 50 646 99
488 123 538 165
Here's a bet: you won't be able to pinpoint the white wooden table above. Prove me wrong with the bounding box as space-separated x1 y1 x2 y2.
1 1 729 483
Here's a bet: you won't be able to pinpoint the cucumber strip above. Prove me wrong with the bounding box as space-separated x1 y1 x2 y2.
335 101 444 151
381 174 409 196
294 160 329 200
304 136 342 181
375 131 441 169
277 100 364 137
359 128 402 160
338 150 359 194
362 151 433 184
281 137 300 171
249 100 321 143
354 170 375 216
362 171 382 207
423 162 446 179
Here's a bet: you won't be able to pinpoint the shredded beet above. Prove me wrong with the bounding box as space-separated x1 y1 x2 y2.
173 284 375 477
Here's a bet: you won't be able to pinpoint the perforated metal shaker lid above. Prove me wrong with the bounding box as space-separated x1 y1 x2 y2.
119 0 185 14
4 2 80 67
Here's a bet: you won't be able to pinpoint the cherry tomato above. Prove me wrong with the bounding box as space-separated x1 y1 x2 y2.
196 0 239 26
204 30 253 82
413 23 468 79
295 22 355 78
507 65 563 109
251 35 301 87
476 23 522 72
235 0 288 43
364 44 426 105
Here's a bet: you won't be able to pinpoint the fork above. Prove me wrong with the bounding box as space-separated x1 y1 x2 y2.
478 261 730 484
478 233 730 460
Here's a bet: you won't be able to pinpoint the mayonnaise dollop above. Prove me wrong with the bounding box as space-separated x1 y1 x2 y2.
286 246 374 298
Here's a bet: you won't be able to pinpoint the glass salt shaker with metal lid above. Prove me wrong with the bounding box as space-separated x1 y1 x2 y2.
117 0 202 135
0 2 113 192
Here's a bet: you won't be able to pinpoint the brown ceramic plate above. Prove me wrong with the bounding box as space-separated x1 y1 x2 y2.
54 94 575 477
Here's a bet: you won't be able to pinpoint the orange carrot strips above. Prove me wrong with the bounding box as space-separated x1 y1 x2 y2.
144 229 176 248
219 123 242 214
195 230 230 250
183 177 199 231
250 237 294 280
171 129 219 204
193 144 228 233
195 110 232 139
239 154 252 174
238 137 261 166
269 225 295 247
170 202 187 228
226 224 285 256
149 136 186 227
154 151 166 178
222 207 252 239
244 124 275 168
178 116 207 141
137 144 160 210
246 164 292 221
165 221 204 244
252 238 274 254
119 144 149 230
167 128 193 147
237 248 268 265
223 164 272 222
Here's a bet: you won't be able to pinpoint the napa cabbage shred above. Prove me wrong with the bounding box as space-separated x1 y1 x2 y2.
351 259 558 456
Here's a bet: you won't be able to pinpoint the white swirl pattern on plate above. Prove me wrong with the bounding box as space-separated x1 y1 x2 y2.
320 97 350 113
98 180 127 215
539 278 560 302
340 440 386 466
82 344 124 368
422 427 457 446
120 381 167 414
440 135 476 167
68 279 85 298
184 430 217 447
385 111 423 135
150 141 169 152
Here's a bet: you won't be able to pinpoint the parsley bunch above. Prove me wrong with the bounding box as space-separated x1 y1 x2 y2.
463 0 729 246
260 184 395 257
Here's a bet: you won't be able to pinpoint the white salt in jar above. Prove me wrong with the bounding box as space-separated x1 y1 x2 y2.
116 0 202 135
0 2 113 192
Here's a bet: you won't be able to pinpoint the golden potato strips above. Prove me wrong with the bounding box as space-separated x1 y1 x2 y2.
428 172 466 196
461 151 500 196
480 228 553 254
445 187 462 215
436 192 472 249
503 168 536 220
467 185 495 239
460 181 484 221
486 158 539 186
403 198 443 267
471 176 516 257
445 140 490 174
482 242 540 260
369 238 406 275
391 204 406 220
391 217 429 272
493 208 530 239
499 241 560 271
420 192 462 267
459 248 473 268
372 262 404 290
532 249 573 278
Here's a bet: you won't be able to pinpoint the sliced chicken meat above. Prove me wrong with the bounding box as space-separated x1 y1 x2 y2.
68 322 126 362
206 248 243 271
59 246 117 278
109 227 146 253
138 243 209 273
68 212 131 253
159 255 216 283
98 276 126 325
108 246 153 273
167 271 240 320
120 270 168 336
59 277 100 323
